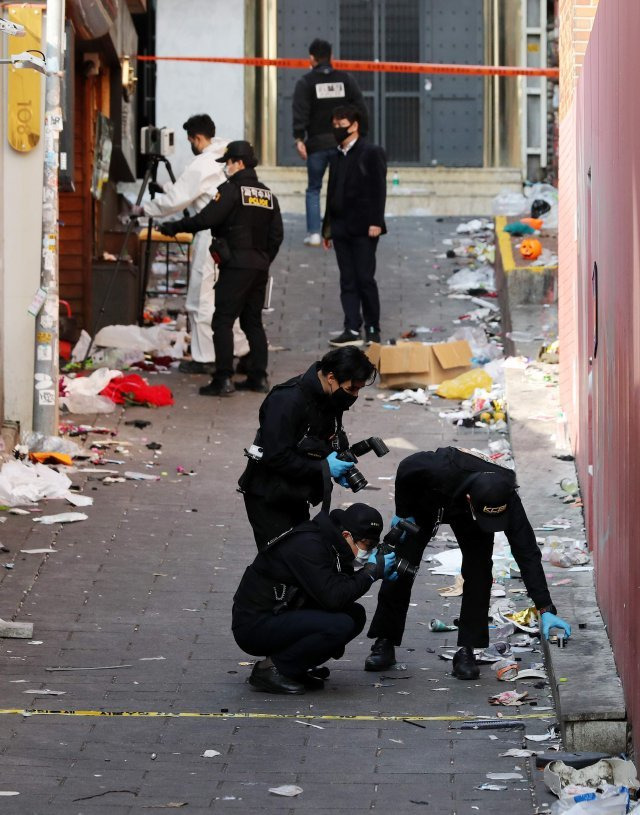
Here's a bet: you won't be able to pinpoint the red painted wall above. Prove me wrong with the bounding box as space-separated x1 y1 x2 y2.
559 0 640 742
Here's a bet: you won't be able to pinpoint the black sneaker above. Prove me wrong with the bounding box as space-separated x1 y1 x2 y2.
452 646 480 680
328 330 363 348
199 377 235 397
235 377 270 394
365 327 381 345
179 359 215 374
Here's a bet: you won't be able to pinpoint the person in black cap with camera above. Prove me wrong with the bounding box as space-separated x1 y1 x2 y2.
232 503 397 694
159 140 283 396
238 346 377 551
364 446 571 679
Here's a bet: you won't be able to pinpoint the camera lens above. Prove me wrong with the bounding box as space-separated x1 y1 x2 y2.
395 558 419 582
346 467 368 492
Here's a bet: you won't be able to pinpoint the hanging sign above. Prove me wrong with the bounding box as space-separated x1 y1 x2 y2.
7 4 43 152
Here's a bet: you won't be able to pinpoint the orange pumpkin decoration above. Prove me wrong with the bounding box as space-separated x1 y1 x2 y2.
520 217 543 230
520 238 543 260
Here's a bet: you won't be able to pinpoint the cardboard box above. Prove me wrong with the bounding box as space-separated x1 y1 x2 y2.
367 340 472 389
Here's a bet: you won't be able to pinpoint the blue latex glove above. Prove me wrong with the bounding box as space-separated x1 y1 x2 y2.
327 451 354 480
367 550 398 581
391 514 416 528
541 612 571 640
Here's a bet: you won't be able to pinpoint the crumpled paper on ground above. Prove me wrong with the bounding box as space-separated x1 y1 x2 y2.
94 324 186 358
0 461 75 507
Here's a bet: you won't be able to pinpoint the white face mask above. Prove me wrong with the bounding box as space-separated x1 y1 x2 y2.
354 546 372 566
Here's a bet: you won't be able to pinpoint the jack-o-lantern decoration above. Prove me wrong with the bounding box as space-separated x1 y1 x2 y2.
520 238 542 261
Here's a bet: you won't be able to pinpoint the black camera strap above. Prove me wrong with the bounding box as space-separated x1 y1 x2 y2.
321 458 333 514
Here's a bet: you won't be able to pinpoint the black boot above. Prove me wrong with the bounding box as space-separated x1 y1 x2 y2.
249 663 306 695
364 638 396 672
199 377 235 397
452 646 480 680
235 376 270 394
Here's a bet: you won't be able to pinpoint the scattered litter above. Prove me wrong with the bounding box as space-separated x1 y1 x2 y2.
0 460 79 508
8 508 29 515
0 619 33 639
426 547 462 576
33 512 88 525
489 690 528 706
295 720 324 730
478 642 512 663
268 785 303 797
475 783 507 791
20 548 57 554
541 537 590 568
201 750 221 758
486 772 524 781
429 618 457 632
124 471 161 481
544 758 639 798
515 669 547 681
0 792 20 797
46 665 133 672
383 437 419 451
499 749 538 758
526 733 556 743
491 660 519 681
437 575 464 596
23 689 66 695
385 388 430 405
436 368 492 400
65 493 93 508
139 656 165 661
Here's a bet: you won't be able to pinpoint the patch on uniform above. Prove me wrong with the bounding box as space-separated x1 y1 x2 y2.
315 81 346 99
240 186 273 209
457 447 511 471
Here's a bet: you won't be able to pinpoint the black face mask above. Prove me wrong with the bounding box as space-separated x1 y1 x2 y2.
333 125 352 144
331 387 358 411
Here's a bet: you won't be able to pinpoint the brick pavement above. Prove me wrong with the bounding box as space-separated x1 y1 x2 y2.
0 216 558 813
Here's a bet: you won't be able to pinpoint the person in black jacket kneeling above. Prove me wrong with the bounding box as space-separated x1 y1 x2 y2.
232 503 397 695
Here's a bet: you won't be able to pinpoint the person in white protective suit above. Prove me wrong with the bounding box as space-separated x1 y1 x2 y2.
133 114 249 373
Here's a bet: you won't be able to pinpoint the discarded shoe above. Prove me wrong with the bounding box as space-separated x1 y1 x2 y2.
179 359 214 374
199 377 235 397
364 638 396 671
235 377 270 394
452 646 480 680
329 330 363 348
249 663 306 694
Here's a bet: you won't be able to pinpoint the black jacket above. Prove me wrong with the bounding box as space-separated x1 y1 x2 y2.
395 447 553 611
232 512 375 628
165 168 283 272
238 363 348 507
322 138 387 239
292 62 369 153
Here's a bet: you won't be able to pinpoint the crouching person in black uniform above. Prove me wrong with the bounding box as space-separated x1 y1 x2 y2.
238 346 377 550
232 503 397 695
365 447 571 679
159 140 283 396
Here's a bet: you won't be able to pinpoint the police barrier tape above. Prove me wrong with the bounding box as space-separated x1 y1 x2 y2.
136 54 559 79
2 708 554 722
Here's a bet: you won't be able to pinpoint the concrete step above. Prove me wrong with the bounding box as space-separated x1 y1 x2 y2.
259 166 522 217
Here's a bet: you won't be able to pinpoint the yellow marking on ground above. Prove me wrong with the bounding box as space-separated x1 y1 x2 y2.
0 708 554 723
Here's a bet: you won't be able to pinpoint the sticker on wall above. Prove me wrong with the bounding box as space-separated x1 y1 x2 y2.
27 287 47 317
37 345 53 362
38 390 55 406
7 6 43 152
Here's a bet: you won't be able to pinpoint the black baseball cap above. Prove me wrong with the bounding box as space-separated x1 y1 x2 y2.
215 140 257 165
468 472 516 532
330 503 383 543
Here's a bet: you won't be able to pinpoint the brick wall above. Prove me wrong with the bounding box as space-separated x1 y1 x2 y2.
559 0 599 119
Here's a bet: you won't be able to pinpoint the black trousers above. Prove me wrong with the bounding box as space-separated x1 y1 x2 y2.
332 235 380 333
368 511 495 649
213 267 268 379
233 603 366 678
243 493 310 551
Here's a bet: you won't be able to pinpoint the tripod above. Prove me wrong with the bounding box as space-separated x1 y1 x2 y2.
83 153 188 364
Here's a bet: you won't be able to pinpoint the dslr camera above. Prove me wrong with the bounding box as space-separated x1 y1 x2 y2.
378 518 420 582
140 126 175 157
336 436 389 493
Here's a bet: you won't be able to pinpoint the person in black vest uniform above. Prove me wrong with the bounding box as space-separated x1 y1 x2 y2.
292 38 368 248
364 447 572 679
159 141 283 396
238 346 377 551
232 503 397 694
322 104 387 348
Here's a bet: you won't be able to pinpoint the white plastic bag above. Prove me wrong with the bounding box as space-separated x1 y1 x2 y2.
492 188 528 216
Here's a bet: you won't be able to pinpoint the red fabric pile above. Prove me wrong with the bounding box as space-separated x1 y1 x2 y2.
100 374 174 407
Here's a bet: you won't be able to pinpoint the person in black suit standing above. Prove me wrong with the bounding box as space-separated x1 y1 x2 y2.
322 104 387 348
